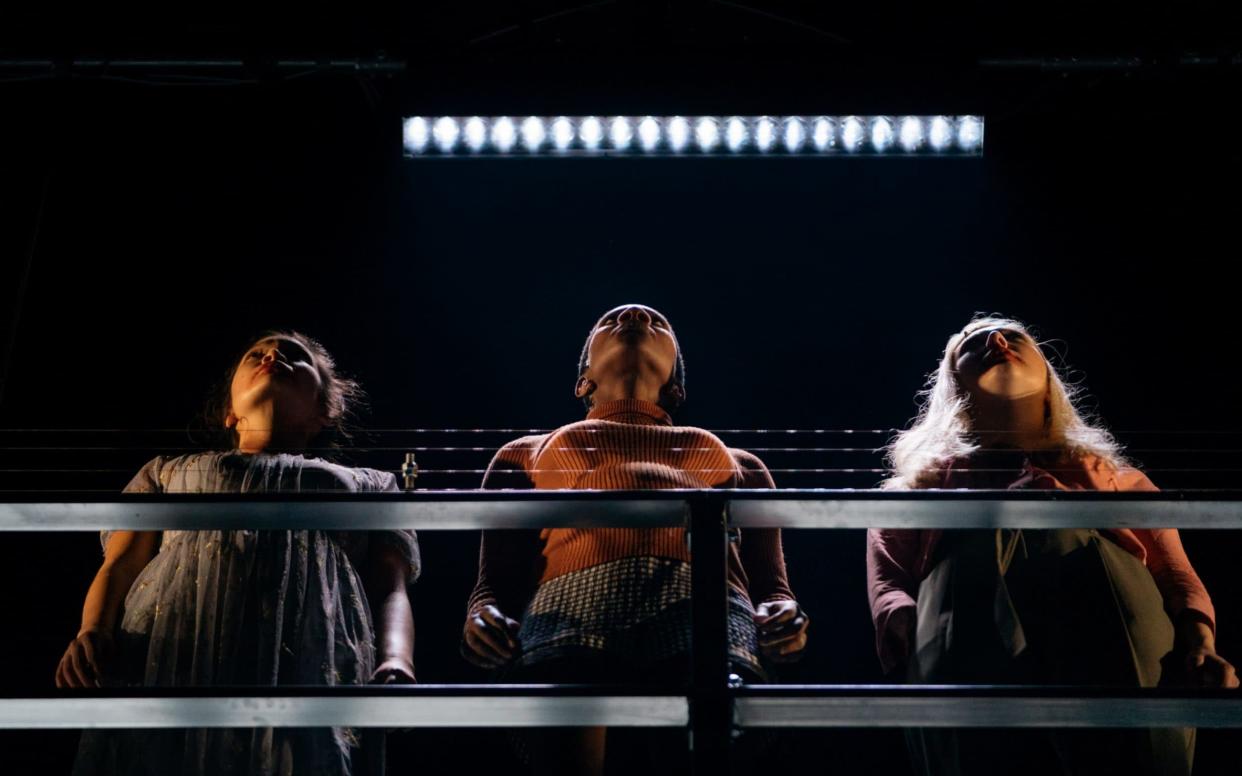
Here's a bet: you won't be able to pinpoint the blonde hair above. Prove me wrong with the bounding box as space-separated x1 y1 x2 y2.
882 314 1126 489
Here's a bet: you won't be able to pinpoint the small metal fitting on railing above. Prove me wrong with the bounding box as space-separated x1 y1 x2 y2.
401 453 419 491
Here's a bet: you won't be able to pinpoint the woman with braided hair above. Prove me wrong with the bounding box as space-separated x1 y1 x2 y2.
463 304 808 775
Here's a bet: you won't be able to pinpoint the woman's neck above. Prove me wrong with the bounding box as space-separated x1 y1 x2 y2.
233 405 313 454
970 392 1053 453
589 373 665 406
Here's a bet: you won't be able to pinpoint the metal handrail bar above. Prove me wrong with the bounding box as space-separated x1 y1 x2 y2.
4 490 1242 531
733 685 1242 728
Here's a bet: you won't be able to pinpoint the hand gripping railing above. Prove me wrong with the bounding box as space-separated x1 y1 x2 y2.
3 490 1242 776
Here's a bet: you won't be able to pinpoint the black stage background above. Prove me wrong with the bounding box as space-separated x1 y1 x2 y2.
1 4 1240 774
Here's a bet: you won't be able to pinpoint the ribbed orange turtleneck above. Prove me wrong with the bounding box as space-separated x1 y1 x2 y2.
468 399 794 618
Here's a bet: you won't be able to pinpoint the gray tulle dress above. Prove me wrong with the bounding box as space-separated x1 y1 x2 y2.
73 451 420 776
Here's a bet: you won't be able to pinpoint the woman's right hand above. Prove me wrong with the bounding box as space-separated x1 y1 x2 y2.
461 605 521 669
55 630 113 688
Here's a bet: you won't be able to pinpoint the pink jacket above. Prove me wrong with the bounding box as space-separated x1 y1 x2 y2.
865 455 1216 674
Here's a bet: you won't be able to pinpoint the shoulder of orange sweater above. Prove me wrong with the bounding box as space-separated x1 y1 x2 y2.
481 434 547 489
1077 453 1160 492
728 448 777 488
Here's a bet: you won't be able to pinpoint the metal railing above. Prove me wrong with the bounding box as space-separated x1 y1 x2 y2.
2 490 1240 774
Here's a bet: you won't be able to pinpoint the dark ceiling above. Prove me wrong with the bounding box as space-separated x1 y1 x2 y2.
3 3 1238 105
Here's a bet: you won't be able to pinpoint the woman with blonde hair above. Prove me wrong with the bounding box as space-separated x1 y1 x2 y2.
867 314 1235 776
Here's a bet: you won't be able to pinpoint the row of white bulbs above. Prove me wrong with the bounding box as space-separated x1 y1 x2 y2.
404 115 984 155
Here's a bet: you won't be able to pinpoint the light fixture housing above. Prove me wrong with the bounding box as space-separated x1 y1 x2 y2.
403 116 984 157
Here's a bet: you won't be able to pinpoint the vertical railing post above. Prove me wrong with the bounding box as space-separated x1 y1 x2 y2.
688 492 731 775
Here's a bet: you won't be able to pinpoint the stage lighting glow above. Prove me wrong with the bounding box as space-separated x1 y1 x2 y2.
491 117 517 152
463 117 487 152
783 117 806 152
638 116 661 151
402 116 983 156
725 117 748 152
695 117 720 151
754 116 777 152
609 117 633 149
811 117 834 151
521 117 547 150
898 117 924 151
870 117 894 152
551 117 575 151
432 117 459 152
579 117 604 150
956 116 983 151
928 116 953 151
841 117 864 152
666 117 691 152
403 117 430 153
429 118 458 152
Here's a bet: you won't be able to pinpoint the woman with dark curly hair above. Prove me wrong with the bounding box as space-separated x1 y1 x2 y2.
60 331 419 776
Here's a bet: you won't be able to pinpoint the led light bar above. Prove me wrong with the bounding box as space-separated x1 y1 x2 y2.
403 115 984 157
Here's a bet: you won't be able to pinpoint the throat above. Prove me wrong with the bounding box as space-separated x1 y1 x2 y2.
971 392 1052 453
233 406 315 454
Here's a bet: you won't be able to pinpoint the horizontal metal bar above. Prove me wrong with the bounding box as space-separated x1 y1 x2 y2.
0 693 687 729
6 687 1237 729
0 494 686 531
727 496 1242 529
3 492 1242 531
734 686 1242 728
0 59 407 73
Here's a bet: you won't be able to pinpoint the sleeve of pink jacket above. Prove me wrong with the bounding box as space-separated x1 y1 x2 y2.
866 528 923 674
1111 467 1217 632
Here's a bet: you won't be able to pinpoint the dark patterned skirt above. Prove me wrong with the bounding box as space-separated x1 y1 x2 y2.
513 556 765 680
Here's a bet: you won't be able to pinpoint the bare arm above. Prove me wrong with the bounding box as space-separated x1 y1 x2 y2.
368 541 417 684
731 449 808 662
462 440 543 669
55 530 159 688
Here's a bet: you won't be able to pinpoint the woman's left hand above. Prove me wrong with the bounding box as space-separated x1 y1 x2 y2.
1176 614 1239 688
755 599 809 663
371 657 417 685
1184 646 1239 689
